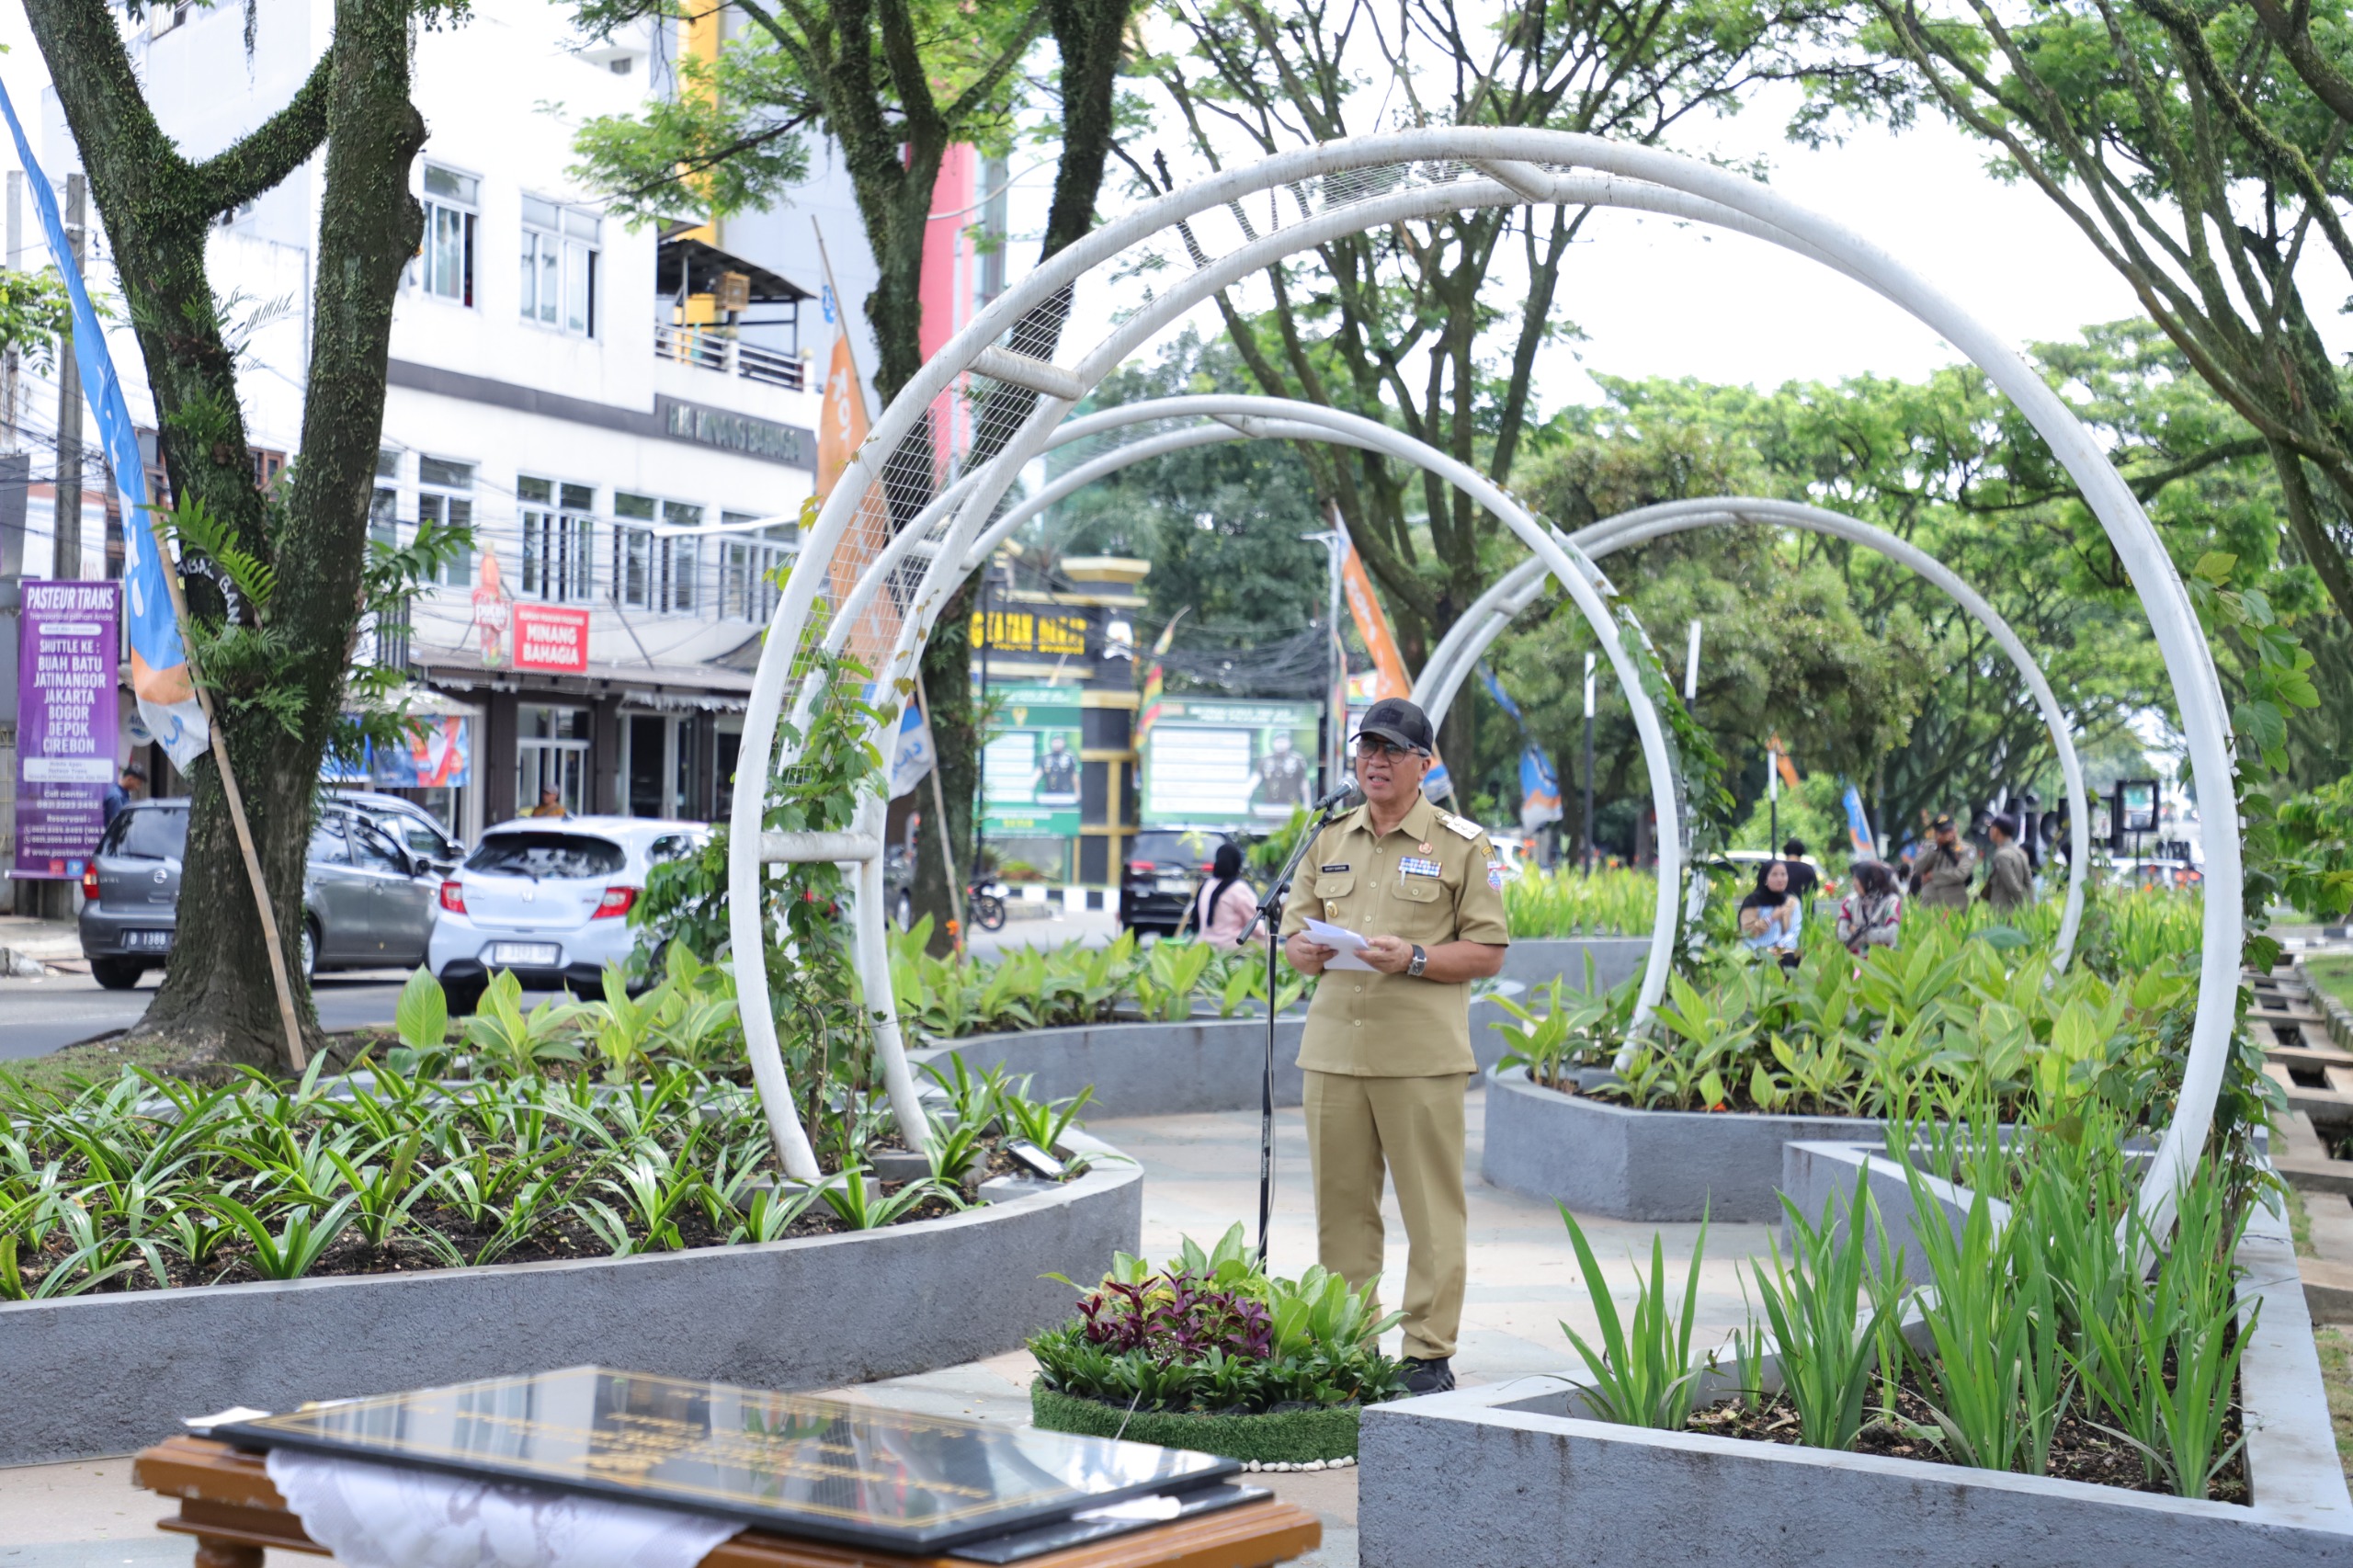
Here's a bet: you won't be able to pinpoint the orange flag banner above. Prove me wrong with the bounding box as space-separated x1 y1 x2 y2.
817 326 899 665
1337 524 1410 700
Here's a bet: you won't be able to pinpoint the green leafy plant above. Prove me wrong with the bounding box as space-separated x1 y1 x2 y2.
1555 1204 1709 1430
1750 1176 1900 1451
464 971 587 1074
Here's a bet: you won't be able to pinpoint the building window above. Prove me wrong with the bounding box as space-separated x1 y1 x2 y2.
416 165 477 305
418 455 473 586
720 512 791 622
658 501 700 613
521 197 599 336
369 449 400 545
518 476 596 602
613 492 655 609
612 494 702 614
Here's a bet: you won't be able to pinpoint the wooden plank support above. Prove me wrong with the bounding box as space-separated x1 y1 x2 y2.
132 1437 1324 1568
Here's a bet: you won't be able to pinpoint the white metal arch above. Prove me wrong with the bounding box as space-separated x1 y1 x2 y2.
801 399 1691 1153
1411 496 2091 971
733 131 2239 1221
826 399 1688 1151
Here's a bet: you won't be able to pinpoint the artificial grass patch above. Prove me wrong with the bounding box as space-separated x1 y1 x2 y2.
1029 1383 1365 1462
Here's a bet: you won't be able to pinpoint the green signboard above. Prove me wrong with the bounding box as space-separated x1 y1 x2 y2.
981 683 1084 837
1140 697 1321 828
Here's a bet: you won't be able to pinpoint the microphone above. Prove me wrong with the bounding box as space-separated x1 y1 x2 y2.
1313 783 1361 813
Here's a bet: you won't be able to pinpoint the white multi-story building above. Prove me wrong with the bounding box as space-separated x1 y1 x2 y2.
33 0 827 838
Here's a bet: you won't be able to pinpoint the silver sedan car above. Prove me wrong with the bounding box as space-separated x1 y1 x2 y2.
78 800 443 989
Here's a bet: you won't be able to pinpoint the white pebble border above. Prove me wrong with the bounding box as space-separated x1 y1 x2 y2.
1238 1456 1355 1471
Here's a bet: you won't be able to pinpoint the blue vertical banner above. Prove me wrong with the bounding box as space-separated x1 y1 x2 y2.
0 85 208 768
1842 782 1878 858
1479 665 1564 832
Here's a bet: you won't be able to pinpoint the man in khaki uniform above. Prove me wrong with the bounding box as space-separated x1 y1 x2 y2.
1280 698 1508 1395
1980 815 2034 912
1909 812 1975 910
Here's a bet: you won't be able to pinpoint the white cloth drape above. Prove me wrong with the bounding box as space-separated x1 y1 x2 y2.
265 1448 741 1568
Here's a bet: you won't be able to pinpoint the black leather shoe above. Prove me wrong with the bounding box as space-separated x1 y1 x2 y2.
1403 1356 1455 1394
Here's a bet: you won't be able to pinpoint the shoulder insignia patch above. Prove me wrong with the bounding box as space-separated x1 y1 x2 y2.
1440 813 1482 840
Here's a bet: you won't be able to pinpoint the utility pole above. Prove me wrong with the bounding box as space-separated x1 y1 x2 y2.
5 171 19 449
51 173 83 581
1302 522 1346 798
1582 652 1596 873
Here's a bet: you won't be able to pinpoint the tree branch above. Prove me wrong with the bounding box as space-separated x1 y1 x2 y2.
191 49 335 217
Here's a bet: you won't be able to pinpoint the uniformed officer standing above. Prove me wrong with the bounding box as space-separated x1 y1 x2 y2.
1279 698 1508 1394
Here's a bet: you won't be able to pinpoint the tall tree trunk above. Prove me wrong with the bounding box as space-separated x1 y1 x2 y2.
28 0 422 1066
907 0 1136 950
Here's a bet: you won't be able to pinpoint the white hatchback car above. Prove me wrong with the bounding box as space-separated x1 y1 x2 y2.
428 815 706 1011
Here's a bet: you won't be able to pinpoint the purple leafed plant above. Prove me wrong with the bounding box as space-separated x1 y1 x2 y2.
1076 1270 1274 1366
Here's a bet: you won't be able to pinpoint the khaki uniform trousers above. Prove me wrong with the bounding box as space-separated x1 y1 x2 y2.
1302 1069 1467 1362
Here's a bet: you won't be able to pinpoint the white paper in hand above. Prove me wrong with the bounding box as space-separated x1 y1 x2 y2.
1305 917 1377 971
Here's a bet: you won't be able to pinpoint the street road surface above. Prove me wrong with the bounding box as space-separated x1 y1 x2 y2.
0 906 1136 1062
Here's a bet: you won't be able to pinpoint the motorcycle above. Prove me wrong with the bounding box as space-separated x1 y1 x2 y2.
966 879 1009 933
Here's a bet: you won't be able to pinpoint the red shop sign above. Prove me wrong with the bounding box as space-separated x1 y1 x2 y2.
513 605 591 673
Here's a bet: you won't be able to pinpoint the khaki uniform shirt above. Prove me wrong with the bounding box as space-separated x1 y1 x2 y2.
1279 795 1511 1077
1911 840 1976 910
1982 842 2034 911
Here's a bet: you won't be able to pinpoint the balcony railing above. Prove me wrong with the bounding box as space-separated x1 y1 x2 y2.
654 323 808 392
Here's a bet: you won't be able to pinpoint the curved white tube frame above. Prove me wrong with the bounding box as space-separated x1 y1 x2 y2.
1411 496 2091 971
730 131 2239 1221
829 399 1688 1119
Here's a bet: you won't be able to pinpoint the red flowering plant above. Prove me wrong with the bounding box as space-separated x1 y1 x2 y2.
1030 1223 1408 1415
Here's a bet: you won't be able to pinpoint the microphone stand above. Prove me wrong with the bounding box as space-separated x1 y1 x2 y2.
1238 793 1350 1266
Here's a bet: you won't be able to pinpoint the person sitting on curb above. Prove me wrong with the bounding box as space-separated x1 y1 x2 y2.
1737 859 1803 969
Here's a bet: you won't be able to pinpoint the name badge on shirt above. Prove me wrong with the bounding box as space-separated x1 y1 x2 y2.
1320 863 1351 873
1399 856 1442 879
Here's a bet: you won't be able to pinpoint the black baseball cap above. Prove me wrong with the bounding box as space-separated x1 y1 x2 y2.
1356 698 1433 755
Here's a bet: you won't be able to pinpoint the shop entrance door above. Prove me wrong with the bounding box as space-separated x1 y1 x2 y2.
517 705 589 816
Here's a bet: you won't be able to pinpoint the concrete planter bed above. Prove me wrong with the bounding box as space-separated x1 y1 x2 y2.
0 1131 1141 1468
1361 1152 2352 1568
917 938 1647 1120
1029 1385 1368 1465
1482 1064 1882 1221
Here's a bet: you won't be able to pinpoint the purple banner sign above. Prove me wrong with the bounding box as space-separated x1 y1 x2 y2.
17 581 121 879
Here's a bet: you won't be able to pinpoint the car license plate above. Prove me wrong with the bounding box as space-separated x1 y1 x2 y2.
1156 879 1194 895
123 929 173 952
489 942 561 967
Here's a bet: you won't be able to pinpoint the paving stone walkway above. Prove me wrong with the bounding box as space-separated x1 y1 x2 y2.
0 1090 1768 1568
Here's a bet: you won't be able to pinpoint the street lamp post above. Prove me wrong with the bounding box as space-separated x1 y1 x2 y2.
1582 652 1596 873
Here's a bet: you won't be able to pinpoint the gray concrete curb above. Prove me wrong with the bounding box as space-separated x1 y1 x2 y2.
919 938 1648 1119
0 1131 1141 1466
1480 1064 1883 1221
1359 1175 2353 1567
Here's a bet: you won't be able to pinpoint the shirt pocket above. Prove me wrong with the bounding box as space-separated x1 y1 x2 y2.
1312 873 1356 906
1389 869 1455 938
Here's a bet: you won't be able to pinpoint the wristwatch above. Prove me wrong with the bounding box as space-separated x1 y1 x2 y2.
1406 943 1427 978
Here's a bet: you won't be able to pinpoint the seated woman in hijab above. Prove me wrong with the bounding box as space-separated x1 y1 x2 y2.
1186 842 1266 949
1835 858 1903 957
1737 859 1803 967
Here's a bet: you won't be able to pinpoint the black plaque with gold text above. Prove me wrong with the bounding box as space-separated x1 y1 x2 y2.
219 1368 1241 1553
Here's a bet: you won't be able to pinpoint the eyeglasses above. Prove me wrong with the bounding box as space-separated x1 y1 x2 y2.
1354 737 1421 759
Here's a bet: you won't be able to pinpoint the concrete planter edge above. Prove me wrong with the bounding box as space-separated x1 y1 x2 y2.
0 1131 1141 1467
1358 1198 2353 1567
917 937 1650 1119
1480 1063 1883 1222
